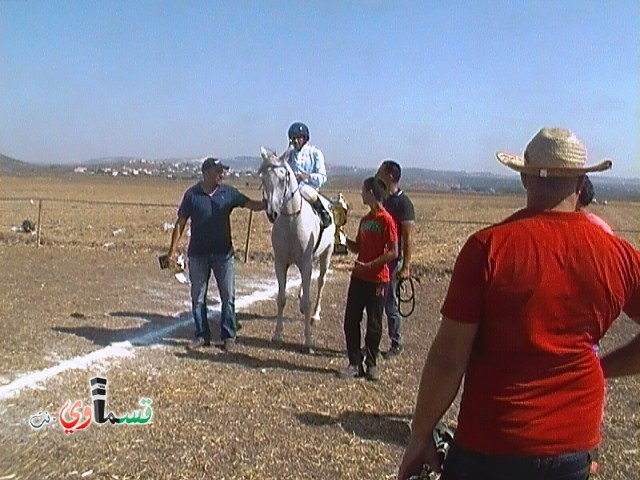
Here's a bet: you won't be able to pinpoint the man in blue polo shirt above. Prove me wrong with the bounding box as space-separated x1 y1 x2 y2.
167 157 265 351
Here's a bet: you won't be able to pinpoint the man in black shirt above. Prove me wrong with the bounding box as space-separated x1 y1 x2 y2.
376 160 415 358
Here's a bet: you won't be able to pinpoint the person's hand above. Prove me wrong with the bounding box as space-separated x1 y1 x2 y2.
296 172 311 182
397 435 440 480
352 260 370 275
398 265 411 280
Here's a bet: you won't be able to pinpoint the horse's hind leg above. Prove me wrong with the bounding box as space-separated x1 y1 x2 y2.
311 249 331 324
272 260 288 343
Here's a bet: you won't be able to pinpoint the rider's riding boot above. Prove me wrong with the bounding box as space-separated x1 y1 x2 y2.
312 199 332 228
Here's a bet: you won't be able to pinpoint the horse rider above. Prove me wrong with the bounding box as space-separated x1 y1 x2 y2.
286 122 332 228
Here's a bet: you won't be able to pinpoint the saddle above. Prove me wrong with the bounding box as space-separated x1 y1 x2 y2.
307 195 333 229
307 193 350 255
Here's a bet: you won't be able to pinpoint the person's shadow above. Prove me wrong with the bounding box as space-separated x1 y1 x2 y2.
54 310 273 348
237 334 343 357
296 411 412 447
53 310 192 347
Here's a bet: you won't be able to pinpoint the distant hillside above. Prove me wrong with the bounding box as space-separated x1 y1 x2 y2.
0 154 43 174
2 152 638 200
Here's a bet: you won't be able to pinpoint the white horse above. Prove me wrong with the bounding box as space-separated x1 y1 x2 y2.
258 147 335 353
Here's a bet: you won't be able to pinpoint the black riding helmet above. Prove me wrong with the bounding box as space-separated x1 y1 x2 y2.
288 122 310 140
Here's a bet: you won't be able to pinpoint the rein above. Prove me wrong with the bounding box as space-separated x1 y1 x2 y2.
396 276 421 318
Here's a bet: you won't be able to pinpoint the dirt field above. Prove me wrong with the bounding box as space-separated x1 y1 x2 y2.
0 175 638 480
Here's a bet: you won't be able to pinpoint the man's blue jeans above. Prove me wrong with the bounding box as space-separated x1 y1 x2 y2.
384 259 402 347
188 252 237 342
441 443 591 480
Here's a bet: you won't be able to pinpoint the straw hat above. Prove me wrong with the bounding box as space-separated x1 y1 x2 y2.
496 128 612 177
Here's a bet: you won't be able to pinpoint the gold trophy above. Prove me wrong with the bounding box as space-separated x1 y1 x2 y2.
331 192 349 255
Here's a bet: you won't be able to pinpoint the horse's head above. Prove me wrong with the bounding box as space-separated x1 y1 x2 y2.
259 146 298 224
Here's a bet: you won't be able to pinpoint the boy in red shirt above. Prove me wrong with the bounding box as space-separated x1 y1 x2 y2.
339 177 398 381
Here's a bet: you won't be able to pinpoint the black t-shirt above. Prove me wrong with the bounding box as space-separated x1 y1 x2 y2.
383 189 415 257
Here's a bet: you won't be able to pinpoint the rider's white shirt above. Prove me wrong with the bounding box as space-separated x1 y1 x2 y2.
287 144 327 190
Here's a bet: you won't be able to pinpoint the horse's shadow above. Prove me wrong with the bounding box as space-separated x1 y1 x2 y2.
238 334 343 358
176 349 336 376
296 411 412 447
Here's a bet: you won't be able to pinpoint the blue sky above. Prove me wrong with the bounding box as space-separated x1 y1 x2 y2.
1 1 638 177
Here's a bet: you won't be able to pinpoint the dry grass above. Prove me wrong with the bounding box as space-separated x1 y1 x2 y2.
0 175 638 480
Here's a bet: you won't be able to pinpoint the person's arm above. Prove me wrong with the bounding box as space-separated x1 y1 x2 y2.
306 148 327 189
356 238 398 269
601 316 640 378
347 219 362 254
232 187 266 212
168 192 192 260
397 317 479 479
346 237 360 254
398 221 414 279
399 235 486 479
397 197 415 279
168 217 188 261
244 199 266 211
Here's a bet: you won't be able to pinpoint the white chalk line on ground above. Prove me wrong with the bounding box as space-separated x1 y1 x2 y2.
0 270 329 401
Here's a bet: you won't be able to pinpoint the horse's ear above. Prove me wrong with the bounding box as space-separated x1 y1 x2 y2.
260 146 270 159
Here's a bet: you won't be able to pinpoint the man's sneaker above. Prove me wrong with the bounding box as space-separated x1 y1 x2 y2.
338 364 364 379
186 337 210 350
382 344 403 359
365 365 380 381
222 339 236 352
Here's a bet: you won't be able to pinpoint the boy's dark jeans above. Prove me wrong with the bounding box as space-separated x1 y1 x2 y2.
344 277 388 367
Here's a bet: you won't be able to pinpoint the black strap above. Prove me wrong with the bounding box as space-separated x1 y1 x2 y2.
312 197 329 254
313 224 326 254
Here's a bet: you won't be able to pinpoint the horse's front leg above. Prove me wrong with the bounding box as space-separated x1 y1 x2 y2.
311 249 331 324
298 285 304 314
272 260 288 343
299 261 314 354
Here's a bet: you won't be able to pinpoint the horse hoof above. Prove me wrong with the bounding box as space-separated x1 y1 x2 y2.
303 345 315 355
310 315 320 325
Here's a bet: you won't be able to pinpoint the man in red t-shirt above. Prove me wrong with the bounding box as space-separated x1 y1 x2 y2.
398 128 640 480
339 177 398 381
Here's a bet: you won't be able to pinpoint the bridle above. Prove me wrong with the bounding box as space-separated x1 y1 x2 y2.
259 162 302 217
